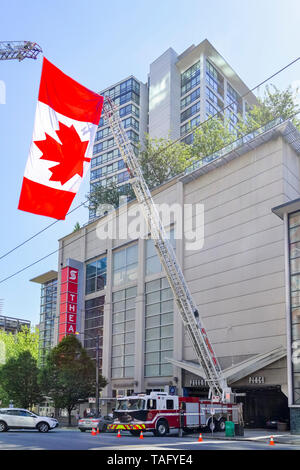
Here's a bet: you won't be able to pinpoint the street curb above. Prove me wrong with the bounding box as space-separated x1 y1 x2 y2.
55 428 300 445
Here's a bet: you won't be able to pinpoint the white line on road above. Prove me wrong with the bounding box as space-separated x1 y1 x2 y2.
89 440 237 450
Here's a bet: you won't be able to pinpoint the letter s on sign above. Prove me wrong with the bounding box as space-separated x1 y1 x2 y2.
69 269 77 281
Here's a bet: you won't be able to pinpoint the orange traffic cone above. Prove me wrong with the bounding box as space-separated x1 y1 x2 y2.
117 429 121 438
97 428 100 434
139 431 144 440
269 436 275 446
198 433 203 442
91 428 97 436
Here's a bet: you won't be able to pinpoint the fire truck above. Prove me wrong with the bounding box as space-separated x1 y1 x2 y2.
108 391 242 436
102 97 243 435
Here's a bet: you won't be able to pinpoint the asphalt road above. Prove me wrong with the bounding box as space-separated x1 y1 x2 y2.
0 429 298 451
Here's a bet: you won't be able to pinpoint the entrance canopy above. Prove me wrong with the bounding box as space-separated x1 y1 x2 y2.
166 346 286 385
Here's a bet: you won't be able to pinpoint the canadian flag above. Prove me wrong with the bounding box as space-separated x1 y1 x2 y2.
18 58 104 220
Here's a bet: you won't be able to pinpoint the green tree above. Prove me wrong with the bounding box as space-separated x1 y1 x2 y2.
0 326 39 406
0 325 39 363
87 135 192 211
39 335 107 426
87 181 134 213
190 116 235 161
0 351 42 409
238 84 300 134
73 222 81 232
137 134 192 188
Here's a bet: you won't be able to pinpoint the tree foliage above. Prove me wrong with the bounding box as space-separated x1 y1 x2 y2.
190 116 235 160
73 222 81 232
0 325 39 364
238 84 300 134
88 181 134 211
39 335 107 425
137 134 192 188
0 351 42 409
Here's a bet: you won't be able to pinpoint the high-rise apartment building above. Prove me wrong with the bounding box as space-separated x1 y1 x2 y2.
148 40 257 142
30 270 58 366
89 76 148 219
0 315 30 334
89 39 257 220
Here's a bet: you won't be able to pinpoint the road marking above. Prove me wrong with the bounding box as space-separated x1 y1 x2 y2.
89 440 237 450
90 445 174 450
0 442 44 450
245 434 286 441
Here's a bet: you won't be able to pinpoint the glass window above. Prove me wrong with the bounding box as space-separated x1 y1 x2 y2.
206 60 224 98
145 229 175 276
113 244 138 287
38 277 57 367
111 286 137 378
85 257 107 294
144 278 173 377
180 101 200 123
289 211 300 404
84 295 105 373
181 61 200 96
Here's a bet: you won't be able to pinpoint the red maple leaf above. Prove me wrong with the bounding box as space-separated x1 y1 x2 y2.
34 122 90 185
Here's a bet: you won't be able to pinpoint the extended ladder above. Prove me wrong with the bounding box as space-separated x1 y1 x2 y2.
103 97 229 401
0 41 42 61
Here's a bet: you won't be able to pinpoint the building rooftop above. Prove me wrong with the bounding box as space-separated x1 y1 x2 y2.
30 270 58 284
176 39 258 107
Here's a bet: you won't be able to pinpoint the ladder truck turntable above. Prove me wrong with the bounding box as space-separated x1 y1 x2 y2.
102 97 242 435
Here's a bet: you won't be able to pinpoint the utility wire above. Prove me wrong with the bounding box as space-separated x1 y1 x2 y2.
0 56 299 273
0 199 88 261
0 113 299 286
162 55 300 148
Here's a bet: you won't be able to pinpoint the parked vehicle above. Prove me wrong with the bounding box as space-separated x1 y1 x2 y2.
0 408 59 432
265 416 289 429
78 413 114 432
107 392 242 436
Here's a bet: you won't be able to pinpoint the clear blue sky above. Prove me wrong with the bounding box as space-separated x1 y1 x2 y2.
0 0 299 326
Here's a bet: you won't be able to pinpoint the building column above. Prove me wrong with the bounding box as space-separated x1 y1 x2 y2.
102 237 113 399
290 408 300 434
135 237 145 392
173 180 184 393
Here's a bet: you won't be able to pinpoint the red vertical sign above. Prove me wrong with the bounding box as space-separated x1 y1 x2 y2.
59 266 79 342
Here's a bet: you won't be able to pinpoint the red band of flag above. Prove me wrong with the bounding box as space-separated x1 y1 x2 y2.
18 57 104 220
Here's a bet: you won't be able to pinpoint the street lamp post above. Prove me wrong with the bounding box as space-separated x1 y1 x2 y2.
76 331 101 416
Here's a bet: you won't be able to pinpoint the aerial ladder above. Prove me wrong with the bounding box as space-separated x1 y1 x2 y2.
0 41 42 61
103 97 233 403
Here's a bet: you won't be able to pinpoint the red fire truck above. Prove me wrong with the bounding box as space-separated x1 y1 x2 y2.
108 392 242 436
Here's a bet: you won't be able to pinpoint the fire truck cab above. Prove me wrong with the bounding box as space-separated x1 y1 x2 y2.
109 392 241 436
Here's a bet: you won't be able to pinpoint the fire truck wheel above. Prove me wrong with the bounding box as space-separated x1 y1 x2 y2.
207 418 217 433
154 419 169 437
217 418 226 432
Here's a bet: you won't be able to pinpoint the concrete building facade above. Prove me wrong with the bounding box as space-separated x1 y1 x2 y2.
54 118 300 429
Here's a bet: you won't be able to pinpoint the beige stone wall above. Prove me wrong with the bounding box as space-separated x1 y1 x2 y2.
56 133 300 392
